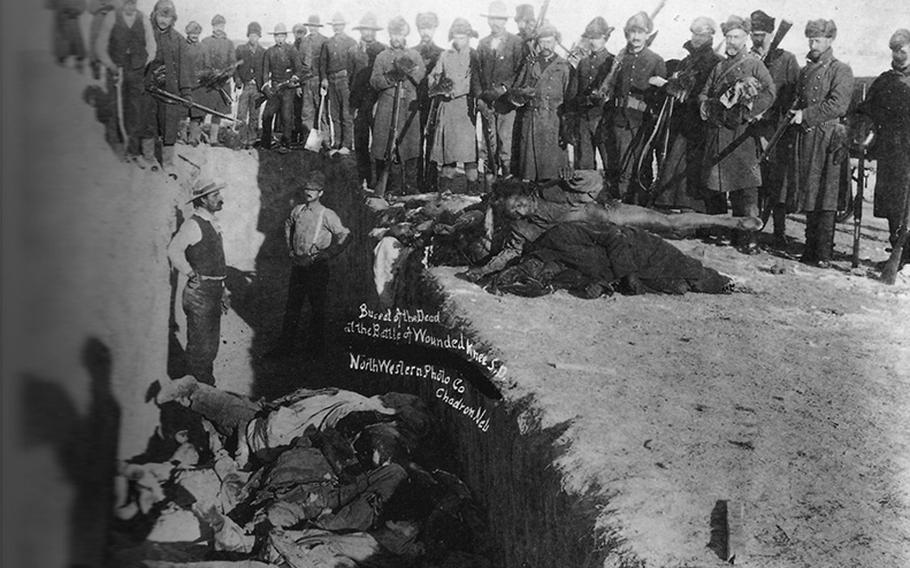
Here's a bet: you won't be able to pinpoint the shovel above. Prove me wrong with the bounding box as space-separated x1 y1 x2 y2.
305 90 331 152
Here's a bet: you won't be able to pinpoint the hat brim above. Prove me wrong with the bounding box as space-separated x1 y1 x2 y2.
327 20 347 25
187 182 227 204
352 25 382 31
481 13 509 19
305 23 324 27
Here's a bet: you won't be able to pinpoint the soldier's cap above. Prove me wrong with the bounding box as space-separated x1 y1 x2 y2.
185 20 202 35
247 21 262 36
328 13 347 26
624 11 653 34
720 15 751 35
388 16 410 36
515 4 535 23
749 10 774 34
583 16 614 39
535 21 560 41
293 23 307 34
187 178 227 205
304 171 326 191
416 12 439 29
449 18 478 40
889 28 910 49
306 15 323 27
211 14 226 27
689 16 716 36
271 23 288 35
482 1 509 20
152 0 177 22
353 13 382 31
805 19 837 39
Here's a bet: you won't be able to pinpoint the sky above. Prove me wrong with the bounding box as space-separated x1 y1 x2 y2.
23 0 910 76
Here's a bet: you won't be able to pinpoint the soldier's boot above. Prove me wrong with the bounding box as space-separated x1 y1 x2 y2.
816 211 836 268
772 205 788 248
161 145 178 179
209 123 221 147
188 120 202 146
136 138 159 171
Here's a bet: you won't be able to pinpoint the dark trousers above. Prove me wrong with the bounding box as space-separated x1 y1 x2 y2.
804 211 836 262
280 262 329 351
54 12 85 62
575 114 607 171
606 121 649 201
261 89 296 147
183 280 223 385
327 74 354 149
354 102 375 185
141 93 183 145
106 68 145 151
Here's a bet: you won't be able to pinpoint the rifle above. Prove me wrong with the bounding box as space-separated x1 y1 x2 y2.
851 83 869 268
146 86 236 122
253 76 301 107
421 74 449 188
197 60 243 106
499 0 550 110
759 99 798 163
374 80 404 198
762 19 793 64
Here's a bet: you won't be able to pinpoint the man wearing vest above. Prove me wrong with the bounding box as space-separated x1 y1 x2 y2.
272 172 351 357
96 0 156 158
167 178 230 385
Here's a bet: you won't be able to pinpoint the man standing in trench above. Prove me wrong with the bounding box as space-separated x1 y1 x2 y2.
167 178 230 385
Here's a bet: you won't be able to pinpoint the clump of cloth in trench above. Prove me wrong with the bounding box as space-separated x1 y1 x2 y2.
484 221 733 296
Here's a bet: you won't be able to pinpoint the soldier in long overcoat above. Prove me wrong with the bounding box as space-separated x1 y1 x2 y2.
749 9 800 244
198 15 236 146
780 19 854 266
571 17 614 171
517 24 577 181
140 0 194 174
699 15 775 252
415 12 445 189
351 14 387 184
428 18 482 193
653 17 721 212
370 17 426 194
855 29 910 265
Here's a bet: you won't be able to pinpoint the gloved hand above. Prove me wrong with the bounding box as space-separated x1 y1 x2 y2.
385 67 409 83
429 76 454 99
393 55 417 76
150 64 167 87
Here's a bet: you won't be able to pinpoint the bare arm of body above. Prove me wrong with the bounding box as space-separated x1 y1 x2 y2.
563 202 761 235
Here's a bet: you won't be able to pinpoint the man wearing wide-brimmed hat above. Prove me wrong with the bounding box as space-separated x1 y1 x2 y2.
572 16 615 171
370 17 427 194
601 11 667 202
515 22 576 181
699 15 776 254
477 1 524 181
167 178 229 385
351 13 387 180
651 16 722 212
259 23 305 151
299 15 328 140
138 0 194 175
234 22 266 146
415 12 445 188
780 18 853 267
748 9 800 246
855 29 910 269
319 12 359 153
428 18 482 194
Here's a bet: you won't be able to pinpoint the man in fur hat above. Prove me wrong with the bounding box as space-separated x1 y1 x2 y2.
351 14 387 180
781 19 854 267
299 16 328 144
96 0 157 158
428 18 482 194
698 15 775 254
370 17 427 194
515 4 537 47
855 29 910 268
196 15 237 147
260 23 305 152
652 16 722 212
139 0 194 175
234 22 266 146
416 12 445 189
319 13 359 154
602 11 667 202
749 9 800 246
516 23 577 181
477 1 525 181
572 17 615 170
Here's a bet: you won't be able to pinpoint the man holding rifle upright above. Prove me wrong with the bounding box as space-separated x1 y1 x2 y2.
749 9 799 247
781 19 853 268
855 29 910 273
